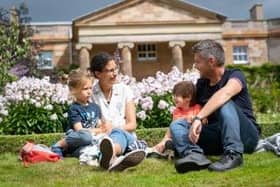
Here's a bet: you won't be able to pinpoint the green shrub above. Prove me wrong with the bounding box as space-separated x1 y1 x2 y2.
227 64 280 113
0 122 279 154
136 128 166 146
0 133 64 153
0 129 166 154
261 122 280 137
0 101 68 135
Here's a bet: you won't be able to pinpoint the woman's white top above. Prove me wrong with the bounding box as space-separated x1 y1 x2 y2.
92 82 134 129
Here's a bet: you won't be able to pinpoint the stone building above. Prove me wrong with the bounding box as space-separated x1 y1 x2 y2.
30 0 280 80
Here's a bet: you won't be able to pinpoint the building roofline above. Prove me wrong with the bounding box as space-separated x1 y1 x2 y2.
180 0 226 19
30 21 72 26
267 17 280 21
226 19 266 22
72 0 122 21
73 0 226 23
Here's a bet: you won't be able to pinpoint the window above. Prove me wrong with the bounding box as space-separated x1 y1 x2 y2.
37 51 53 69
233 46 248 64
137 43 157 61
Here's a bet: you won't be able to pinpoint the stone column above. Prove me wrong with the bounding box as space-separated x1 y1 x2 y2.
169 41 185 72
76 44 92 72
117 42 134 77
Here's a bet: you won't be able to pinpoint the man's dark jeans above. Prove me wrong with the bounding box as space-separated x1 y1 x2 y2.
169 101 260 157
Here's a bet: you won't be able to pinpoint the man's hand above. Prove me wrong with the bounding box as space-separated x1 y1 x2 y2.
189 120 202 144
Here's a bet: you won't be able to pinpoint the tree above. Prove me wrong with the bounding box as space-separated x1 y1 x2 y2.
0 3 37 92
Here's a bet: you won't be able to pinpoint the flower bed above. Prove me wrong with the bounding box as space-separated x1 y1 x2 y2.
0 67 200 134
0 66 279 135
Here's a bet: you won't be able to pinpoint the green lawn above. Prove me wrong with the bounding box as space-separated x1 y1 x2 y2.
0 152 279 187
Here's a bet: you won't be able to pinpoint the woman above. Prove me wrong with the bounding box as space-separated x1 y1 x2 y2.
89 52 145 172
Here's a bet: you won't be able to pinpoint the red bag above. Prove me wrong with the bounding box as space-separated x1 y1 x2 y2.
19 141 61 167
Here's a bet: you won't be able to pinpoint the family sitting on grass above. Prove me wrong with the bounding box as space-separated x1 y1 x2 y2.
51 39 261 173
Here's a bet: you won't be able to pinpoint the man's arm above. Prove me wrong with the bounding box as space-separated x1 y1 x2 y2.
197 78 242 119
189 78 242 144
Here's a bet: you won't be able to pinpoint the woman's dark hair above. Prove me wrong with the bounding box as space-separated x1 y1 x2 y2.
172 81 197 106
89 52 114 77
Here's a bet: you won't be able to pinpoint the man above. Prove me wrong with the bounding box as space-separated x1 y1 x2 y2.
170 39 260 173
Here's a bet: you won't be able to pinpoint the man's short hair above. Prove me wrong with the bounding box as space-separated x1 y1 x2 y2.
192 39 225 66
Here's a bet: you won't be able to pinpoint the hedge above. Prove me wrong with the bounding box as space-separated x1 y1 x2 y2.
0 122 279 154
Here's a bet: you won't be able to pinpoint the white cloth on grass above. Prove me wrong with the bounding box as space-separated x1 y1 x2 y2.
255 133 280 156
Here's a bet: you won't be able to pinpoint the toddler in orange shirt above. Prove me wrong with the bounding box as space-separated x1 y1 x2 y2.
154 81 206 153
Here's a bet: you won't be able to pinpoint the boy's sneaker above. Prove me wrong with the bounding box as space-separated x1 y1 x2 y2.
51 145 63 158
109 150 145 172
99 137 114 169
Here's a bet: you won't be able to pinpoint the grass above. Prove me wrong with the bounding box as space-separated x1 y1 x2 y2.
0 152 279 187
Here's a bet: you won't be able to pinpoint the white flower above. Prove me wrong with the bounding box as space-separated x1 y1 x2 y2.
35 102 41 108
169 106 176 113
44 104 53 111
29 99 36 104
158 100 169 110
0 110 8 116
3 76 72 107
137 111 147 121
50 113 58 121
140 96 153 111
63 113 68 118
23 94 30 100
141 102 153 111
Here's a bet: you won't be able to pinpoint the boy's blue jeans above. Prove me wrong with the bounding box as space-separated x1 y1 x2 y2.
169 101 260 158
65 129 93 157
109 128 136 154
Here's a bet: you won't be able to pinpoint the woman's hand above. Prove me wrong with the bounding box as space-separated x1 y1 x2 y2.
100 120 113 134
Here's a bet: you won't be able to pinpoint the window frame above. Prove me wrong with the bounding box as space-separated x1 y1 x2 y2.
233 46 249 64
137 43 157 62
37 51 54 70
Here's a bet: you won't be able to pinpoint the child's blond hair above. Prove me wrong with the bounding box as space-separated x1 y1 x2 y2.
68 69 93 92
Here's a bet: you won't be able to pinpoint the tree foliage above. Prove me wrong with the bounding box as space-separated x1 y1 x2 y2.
0 3 36 92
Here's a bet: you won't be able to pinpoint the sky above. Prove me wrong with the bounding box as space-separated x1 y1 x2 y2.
1 0 280 22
